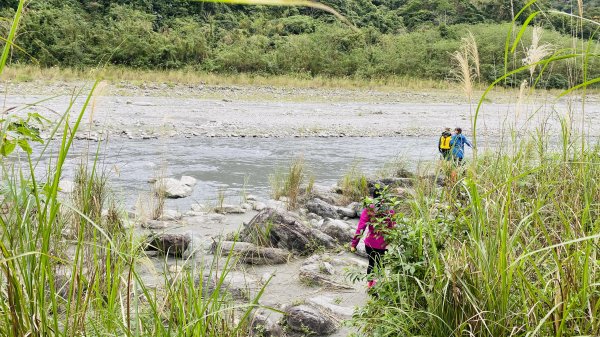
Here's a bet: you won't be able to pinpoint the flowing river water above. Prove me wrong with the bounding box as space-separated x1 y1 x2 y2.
59 136 451 210
5 81 599 212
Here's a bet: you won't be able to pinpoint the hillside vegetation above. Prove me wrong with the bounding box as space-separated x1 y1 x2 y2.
0 0 599 88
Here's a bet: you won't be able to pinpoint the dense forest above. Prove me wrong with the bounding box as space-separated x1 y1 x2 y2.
1 0 599 87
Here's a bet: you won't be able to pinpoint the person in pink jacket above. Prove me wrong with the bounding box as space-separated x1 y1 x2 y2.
350 188 396 288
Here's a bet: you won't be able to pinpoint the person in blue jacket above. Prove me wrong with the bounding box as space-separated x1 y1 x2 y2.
450 127 472 164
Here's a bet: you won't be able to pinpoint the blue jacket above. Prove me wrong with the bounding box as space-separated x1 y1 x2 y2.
450 134 472 159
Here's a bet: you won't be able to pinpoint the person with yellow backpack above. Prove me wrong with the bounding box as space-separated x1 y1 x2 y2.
438 127 452 160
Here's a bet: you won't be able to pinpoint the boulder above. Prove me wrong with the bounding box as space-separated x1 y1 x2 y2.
310 184 344 206
239 208 334 255
184 213 226 226
215 241 290 265
306 198 339 220
367 178 414 196
141 220 171 230
299 255 354 290
183 235 214 259
250 312 283 337
395 168 415 178
395 187 415 199
146 233 190 257
253 201 267 211
214 204 246 214
265 199 286 210
337 207 357 218
180 175 197 187
222 271 261 300
285 305 337 335
347 202 363 216
321 219 354 243
158 209 182 221
309 218 324 228
307 296 354 319
155 178 192 199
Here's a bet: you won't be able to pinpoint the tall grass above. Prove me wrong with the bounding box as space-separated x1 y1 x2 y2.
0 64 456 91
270 155 311 209
353 137 600 337
0 2 265 335
339 163 369 203
351 2 600 336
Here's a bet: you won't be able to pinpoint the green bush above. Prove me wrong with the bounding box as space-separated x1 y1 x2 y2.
2 1 600 88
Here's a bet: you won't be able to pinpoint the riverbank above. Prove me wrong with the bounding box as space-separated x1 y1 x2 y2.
3 77 598 141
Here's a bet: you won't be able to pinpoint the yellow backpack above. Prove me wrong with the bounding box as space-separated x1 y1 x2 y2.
440 135 451 150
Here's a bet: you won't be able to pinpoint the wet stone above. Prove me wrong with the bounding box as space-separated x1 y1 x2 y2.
146 233 190 257
286 305 338 335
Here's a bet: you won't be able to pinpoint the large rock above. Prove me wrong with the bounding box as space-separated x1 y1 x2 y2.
183 213 226 226
367 177 414 193
155 178 192 199
251 312 283 337
222 271 261 300
310 184 344 206
192 270 261 300
158 209 182 221
180 175 197 187
141 220 171 230
347 202 363 216
299 254 354 290
183 235 214 259
306 198 339 220
337 207 357 218
214 204 246 214
146 233 190 257
321 219 354 243
239 208 334 255
215 241 290 265
307 296 354 319
253 201 267 211
286 305 338 335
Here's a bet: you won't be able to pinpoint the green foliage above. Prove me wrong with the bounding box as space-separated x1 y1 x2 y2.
0 1 598 88
270 156 310 209
0 4 266 335
353 142 600 336
339 163 369 203
0 112 47 156
361 184 402 237
350 3 600 335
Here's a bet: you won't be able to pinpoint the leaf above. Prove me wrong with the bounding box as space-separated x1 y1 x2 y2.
16 126 43 143
27 112 51 124
510 11 541 54
0 138 16 156
17 139 32 154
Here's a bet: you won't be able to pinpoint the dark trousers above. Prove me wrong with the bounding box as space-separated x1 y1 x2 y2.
365 246 387 278
440 149 451 160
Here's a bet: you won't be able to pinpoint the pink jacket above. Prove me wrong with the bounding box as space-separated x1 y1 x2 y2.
351 208 395 250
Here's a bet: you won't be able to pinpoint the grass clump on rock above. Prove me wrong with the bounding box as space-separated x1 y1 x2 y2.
270 155 313 209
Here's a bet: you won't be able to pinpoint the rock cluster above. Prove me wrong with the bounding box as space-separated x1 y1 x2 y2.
130 175 418 336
